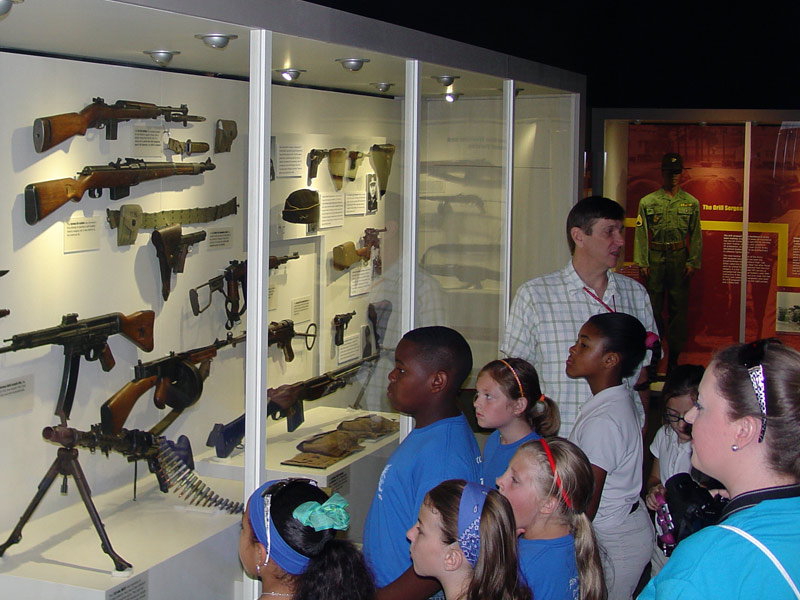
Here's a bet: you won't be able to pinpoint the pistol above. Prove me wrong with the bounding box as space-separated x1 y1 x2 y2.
332 311 357 346
306 149 329 185
152 224 207 301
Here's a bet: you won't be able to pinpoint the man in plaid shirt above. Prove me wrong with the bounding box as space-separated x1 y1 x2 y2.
501 196 656 436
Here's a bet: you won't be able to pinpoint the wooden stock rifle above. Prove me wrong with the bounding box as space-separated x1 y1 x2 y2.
24 157 215 225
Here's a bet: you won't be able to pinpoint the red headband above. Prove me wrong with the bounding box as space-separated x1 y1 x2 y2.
498 359 524 398
539 439 572 509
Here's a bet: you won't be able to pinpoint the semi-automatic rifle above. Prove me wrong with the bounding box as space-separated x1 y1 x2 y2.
152 224 207 301
33 97 205 153
268 319 317 362
332 227 388 274
332 311 356 346
0 311 155 424
25 157 215 225
100 332 246 436
189 259 249 329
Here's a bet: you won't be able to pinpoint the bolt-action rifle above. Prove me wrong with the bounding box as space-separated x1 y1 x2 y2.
189 259 250 329
0 311 155 424
33 97 205 153
268 319 317 362
24 157 215 225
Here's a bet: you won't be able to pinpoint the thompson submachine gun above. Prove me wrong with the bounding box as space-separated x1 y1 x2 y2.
332 311 356 346
268 319 317 362
267 352 380 432
152 224 207 301
32 97 205 153
0 311 155 424
24 157 216 225
332 227 388 275
189 259 248 329
100 332 246 437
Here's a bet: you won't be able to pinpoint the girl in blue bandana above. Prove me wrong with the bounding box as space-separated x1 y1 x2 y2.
407 479 532 600
239 478 376 600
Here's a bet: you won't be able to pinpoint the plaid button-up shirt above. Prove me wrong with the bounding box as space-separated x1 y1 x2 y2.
501 261 656 436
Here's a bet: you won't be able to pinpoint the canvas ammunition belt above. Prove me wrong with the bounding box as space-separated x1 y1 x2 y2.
107 197 238 246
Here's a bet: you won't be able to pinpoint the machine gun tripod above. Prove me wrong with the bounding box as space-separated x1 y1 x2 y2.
0 442 132 571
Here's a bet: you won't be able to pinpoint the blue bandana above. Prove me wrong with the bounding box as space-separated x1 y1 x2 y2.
248 480 311 575
457 482 490 568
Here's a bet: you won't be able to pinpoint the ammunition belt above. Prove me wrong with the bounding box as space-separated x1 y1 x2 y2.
107 197 238 246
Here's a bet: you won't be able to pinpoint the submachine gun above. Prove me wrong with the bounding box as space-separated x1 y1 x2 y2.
189 259 248 329
0 310 156 571
268 319 317 362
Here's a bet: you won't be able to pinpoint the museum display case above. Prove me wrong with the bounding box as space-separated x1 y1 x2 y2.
594 110 800 370
0 1 583 598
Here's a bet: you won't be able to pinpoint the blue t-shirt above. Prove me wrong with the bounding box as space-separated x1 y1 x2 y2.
519 534 579 600
363 414 482 587
639 494 800 599
482 429 541 488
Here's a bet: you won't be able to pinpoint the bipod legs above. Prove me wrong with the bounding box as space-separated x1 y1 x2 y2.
0 446 132 571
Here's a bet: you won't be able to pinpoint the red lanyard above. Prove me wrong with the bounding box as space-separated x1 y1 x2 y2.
583 286 616 313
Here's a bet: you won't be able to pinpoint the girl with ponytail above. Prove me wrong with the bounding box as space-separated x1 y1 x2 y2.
497 437 606 600
474 357 561 487
239 478 376 600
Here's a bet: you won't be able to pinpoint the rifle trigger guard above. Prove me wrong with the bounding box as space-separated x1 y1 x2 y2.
88 188 103 199
304 323 317 351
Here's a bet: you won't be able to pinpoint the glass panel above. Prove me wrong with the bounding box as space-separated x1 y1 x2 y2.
266 33 406 539
511 90 577 295
0 1 251 593
609 121 745 369
746 122 800 351
417 63 506 376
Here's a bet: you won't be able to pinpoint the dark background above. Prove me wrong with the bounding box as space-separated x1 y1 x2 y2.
301 0 798 111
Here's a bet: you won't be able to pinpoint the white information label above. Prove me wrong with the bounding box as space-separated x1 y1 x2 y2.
268 283 276 309
319 192 344 228
207 228 233 249
107 573 148 599
0 374 34 418
64 216 100 253
291 295 312 323
277 144 304 178
345 191 367 215
133 126 164 158
337 334 361 363
328 468 350 496
349 264 372 296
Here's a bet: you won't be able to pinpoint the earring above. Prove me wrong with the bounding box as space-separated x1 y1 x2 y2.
731 444 739 452
256 563 261 576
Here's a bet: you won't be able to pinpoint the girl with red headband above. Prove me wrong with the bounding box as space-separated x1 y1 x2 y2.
566 312 654 599
497 438 605 600
474 358 560 488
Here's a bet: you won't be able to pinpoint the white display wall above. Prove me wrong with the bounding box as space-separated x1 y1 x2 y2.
0 51 248 594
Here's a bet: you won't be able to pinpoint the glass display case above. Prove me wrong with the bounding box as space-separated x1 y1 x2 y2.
0 1 583 598
594 110 800 371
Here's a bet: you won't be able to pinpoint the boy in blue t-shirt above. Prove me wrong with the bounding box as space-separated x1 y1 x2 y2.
363 326 482 600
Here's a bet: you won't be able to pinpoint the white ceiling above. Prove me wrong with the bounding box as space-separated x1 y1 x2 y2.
0 0 563 98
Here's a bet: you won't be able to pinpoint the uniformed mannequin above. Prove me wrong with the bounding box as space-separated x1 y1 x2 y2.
634 153 702 374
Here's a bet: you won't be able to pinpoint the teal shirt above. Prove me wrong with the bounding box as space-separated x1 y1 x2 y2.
638 493 800 599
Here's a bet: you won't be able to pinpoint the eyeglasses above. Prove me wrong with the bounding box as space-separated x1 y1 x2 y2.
663 409 690 427
739 339 781 443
